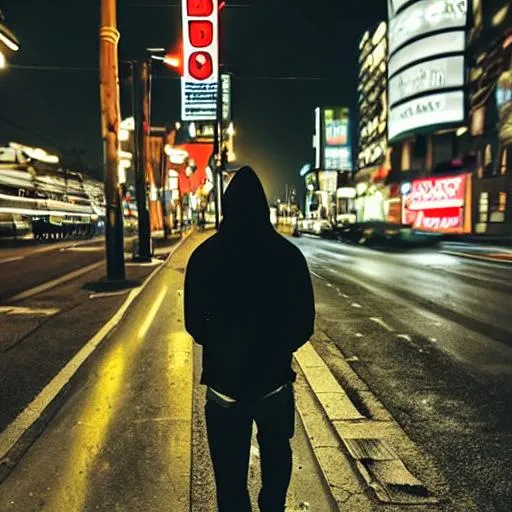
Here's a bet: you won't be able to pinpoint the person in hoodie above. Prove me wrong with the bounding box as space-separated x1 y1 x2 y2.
184 166 315 512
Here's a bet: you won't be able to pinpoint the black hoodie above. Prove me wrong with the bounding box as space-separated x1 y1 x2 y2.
184 166 315 399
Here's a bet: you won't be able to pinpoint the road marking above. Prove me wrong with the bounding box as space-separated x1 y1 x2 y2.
8 262 103 302
396 334 424 351
60 247 103 253
0 231 191 467
369 317 395 332
351 302 362 309
138 286 168 339
126 258 163 267
89 290 131 300
326 282 333 288
0 306 60 317
310 271 325 281
0 256 24 264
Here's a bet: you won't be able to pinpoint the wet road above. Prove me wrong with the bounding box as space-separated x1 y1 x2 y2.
293 235 512 511
0 238 107 302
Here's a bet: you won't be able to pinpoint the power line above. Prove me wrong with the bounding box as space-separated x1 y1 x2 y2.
122 3 251 7
10 64 98 72
8 65 337 80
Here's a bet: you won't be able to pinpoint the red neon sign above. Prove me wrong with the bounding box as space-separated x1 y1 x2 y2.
403 174 470 233
188 52 213 80
187 0 213 16
189 20 213 47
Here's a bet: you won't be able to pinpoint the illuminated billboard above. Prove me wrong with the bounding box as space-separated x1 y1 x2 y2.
389 91 464 140
389 0 468 55
389 56 465 106
387 0 468 141
403 173 471 233
181 0 219 121
389 31 465 77
322 107 353 170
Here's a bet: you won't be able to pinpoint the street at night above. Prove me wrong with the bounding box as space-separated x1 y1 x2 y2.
1 0 512 510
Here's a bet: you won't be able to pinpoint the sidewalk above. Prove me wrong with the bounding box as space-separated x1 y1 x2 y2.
0 230 336 512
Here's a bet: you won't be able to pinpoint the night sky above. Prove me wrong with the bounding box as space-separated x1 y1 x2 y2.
0 0 386 201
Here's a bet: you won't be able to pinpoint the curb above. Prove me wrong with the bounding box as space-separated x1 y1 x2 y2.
0 229 194 470
441 250 512 265
294 338 438 506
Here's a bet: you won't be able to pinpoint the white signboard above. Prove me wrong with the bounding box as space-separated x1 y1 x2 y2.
389 0 468 55
388 91 464 140
324 146 352 171
388 0 414 16
389 56 464 106
389 31 465 77
181 0 219 121
221 73 231 122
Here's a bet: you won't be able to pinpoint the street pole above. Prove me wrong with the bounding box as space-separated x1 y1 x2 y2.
99 0 125 281
133 59 152 261
213 75 222 231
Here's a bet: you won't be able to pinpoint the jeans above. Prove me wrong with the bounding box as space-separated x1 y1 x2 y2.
205 383 295 512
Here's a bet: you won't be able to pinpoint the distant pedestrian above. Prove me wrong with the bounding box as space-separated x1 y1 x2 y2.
185 166 315 512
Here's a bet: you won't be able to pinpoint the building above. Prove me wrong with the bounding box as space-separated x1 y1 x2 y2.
466 0 512 236
356 22 397 223
385 0 473 234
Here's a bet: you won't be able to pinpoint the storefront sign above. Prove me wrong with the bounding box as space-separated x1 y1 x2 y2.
389 0 468 55
320 107 353 171
389 31 465 77
181 0 219 121
403 174 470 232
389 56 464 106
221 73 232 122
324 147 352 171
389 91 464 141
388 0 414 16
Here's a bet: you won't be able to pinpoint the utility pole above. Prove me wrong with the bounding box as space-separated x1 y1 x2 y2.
99 0 125 281
213 73 223 231
133 59 152 261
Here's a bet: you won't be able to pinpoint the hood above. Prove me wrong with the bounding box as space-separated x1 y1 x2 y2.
221 166 271 232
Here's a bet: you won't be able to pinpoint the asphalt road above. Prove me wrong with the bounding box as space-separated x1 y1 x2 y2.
293 235 512 511
0 237 108 302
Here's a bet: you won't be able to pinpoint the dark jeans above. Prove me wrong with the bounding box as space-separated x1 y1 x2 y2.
205 384 295 512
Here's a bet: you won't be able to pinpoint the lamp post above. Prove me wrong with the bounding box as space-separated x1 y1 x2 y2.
99 0 125 281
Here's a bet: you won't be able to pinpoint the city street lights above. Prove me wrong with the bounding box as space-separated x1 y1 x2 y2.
130 49 182 260
0 15 20 70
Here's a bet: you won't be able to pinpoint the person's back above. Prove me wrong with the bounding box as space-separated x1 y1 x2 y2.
185 167 314 397
185 166 315 511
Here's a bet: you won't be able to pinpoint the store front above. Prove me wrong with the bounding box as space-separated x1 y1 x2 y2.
402 173 472 233
354 165 393 222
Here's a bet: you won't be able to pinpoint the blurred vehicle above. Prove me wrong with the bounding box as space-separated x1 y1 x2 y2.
296 217 337 238
0 144 106 239
0 213 31 238
338 221 443 248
